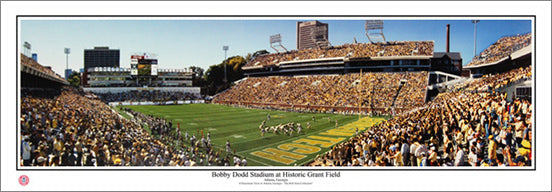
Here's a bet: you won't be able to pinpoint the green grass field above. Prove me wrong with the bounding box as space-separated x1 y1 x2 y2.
117 104 388 166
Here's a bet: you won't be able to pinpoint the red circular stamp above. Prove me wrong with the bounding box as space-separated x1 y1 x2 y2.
19 175 29 186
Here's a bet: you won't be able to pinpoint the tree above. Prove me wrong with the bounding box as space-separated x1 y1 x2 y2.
228 56 246 73
189 66 204 78
189 66 205 86
203 55 247 95
203 50 269 95
252 49 269 58
67 71 80 88
246 49 270 62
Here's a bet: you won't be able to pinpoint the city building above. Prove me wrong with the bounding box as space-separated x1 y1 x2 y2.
296 21 329 50
83 46 120 70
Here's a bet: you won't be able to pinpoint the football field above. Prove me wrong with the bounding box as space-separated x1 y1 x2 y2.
120 104 388 166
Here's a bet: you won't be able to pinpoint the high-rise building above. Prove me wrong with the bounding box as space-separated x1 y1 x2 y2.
83 46 120 70
296 21 329 50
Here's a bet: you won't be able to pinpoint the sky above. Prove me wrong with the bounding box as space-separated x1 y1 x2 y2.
20 19 532 76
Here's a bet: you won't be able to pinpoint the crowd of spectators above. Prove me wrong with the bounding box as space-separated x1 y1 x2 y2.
468 33 531 66
309 66 532 167
462 67 532 92
20 64 532 167
122 107 246 166
20 87 242 167
246 41 434 68
214 72 428 113
94 91 201 103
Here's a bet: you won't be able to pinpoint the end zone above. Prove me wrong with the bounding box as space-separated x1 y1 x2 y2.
249 117 385 165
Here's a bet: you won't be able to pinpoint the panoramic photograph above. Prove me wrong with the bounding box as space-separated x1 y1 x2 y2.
18 18 533 167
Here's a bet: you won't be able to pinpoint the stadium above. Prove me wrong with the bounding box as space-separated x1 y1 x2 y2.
19 20 532 167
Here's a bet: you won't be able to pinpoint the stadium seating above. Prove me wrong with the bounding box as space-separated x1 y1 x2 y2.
309 66 532 167
213 72 429 115
20 88 235 166
245 41 434 68
468 33 531 66
462 66 532 92
20 54 68 85
19 35 532 167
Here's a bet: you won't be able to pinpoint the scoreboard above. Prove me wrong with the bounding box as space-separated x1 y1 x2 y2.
131 54 158 76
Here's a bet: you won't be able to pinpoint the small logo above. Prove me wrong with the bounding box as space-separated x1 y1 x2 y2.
19 175 29 186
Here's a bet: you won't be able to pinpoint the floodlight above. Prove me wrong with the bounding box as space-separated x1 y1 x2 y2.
365 20 386 43
270 34 288 53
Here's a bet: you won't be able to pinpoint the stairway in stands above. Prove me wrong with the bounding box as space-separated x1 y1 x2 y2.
391 81 406 107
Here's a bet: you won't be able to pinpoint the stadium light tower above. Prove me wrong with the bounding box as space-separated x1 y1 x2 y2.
64 48 70 69
223 45 229 83
64 48 71 80
270 34 288 53
365 20 386 43
472 20 480 58
23 41 31 56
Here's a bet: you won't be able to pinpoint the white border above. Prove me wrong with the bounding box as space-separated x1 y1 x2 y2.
2 1 551 191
